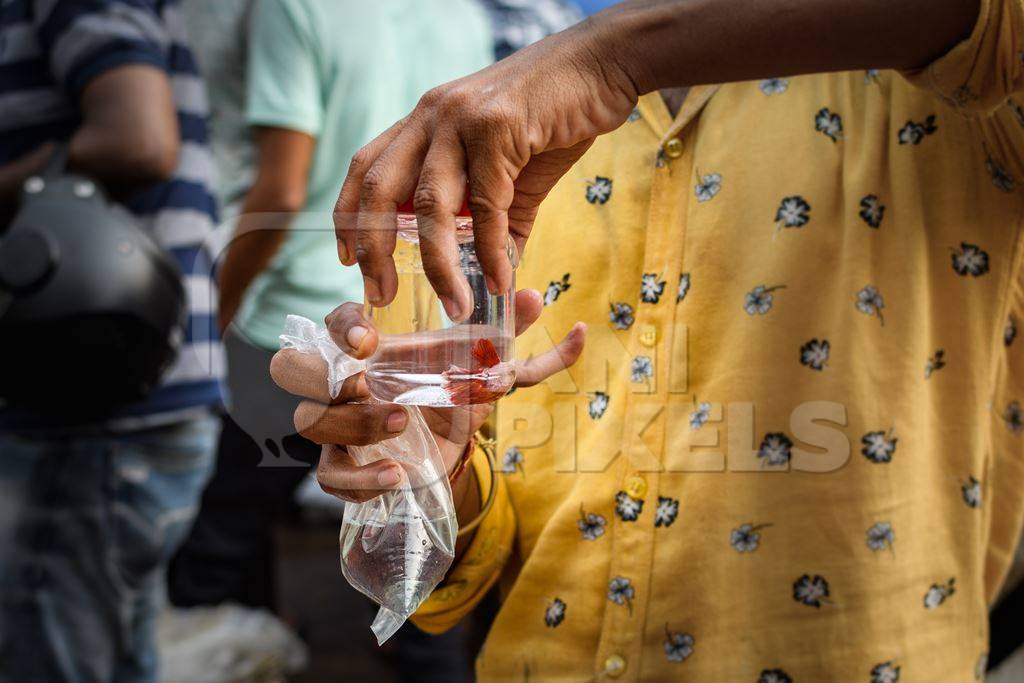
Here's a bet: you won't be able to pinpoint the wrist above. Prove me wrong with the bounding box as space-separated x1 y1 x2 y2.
577 2 668 98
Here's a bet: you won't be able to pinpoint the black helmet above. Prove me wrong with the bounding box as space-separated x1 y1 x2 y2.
0 149 186 418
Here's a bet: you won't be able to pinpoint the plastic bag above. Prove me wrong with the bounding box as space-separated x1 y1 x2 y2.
280 315 457 644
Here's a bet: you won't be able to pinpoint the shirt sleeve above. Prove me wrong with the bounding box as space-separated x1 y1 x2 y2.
902 0 1024 112
34 0 171 97
245 0 323 136
411 446 516 635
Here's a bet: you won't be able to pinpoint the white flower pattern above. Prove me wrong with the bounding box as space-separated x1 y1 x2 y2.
544 598 566 627
898 115 937 145
608 302 634 330
758 433 793 466
585 176 613 204
758 78 789 95
607 576 635 611
578 506 607 541
856 285 885 325
815 107 843 142
745 285 785 315
641 273 667 303
793 574 831 608
775 196 811 229
695 172 722 202
800 338 830 371
615 491 644 522
923 578 956 609
951 242 990 277
961 476 982 508
871 661 901 683
654 496 679 528
544 273 571 305
731 523 770 553
690 401 712 430
631 356 654 383
502 446 524 474
859 194 885 228
861 430 897 464
677 272 691 303
588 391 610 420
663 627 695 663
866 522 895 552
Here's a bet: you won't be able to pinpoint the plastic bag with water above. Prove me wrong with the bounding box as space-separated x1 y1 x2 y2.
279 315 456 644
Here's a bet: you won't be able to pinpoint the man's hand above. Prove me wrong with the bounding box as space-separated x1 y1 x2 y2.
335 0 980 323
218 127 315 332
270 289 585 510
333 21 639 322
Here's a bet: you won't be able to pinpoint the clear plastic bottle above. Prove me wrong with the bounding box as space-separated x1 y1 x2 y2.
364 201 517 406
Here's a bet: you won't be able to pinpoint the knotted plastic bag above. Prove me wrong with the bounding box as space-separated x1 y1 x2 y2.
280 315 457 644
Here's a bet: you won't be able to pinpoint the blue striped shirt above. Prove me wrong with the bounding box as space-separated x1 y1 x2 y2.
0 0 224 422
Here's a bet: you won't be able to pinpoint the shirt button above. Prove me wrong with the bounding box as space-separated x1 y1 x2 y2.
624 475 647 499
663 137 684 159
639 324 657 347
604 654 627 678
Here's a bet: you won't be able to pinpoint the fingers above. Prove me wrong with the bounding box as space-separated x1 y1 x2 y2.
270 349 367 405
294 401 409 446
335 120 405 266
515 322 587 388
317 445 404 504
465 133 517 297
508 140 595 256
324 301 379 359
513 288 544 336
355 125 430 307
414 132 472 321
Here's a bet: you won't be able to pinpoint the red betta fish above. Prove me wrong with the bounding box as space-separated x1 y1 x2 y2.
443 338 510 405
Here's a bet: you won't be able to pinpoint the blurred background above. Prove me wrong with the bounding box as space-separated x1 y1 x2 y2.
0 0 1021 681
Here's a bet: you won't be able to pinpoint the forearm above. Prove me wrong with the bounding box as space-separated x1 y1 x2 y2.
591 0 981 96
452 462 481 558
217 209 293 330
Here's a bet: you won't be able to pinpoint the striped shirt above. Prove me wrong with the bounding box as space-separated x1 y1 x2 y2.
0 0 224 423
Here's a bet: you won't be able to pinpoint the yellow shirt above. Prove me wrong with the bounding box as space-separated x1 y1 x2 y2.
415 1 1024 680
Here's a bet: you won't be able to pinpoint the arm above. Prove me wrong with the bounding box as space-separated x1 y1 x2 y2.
69 64 180 191
1 63 179 221
599 0 979 96
337 0 981 320
217 127 315 331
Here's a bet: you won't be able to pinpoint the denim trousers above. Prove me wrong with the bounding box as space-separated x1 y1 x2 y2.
0 415 218 683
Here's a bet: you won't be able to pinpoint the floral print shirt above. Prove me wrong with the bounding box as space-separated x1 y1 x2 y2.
413 2 1024 680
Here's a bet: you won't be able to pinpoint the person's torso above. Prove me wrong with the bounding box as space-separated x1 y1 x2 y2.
0 0 223 422
480 71 1024 681
237 0 493 350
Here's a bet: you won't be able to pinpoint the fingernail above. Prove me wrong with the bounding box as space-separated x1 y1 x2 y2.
484 275 499 295
386 410 407 433
347 325 368 351
363 276 382 305
337 239 351 264
440 295 463 321
377 467 401 487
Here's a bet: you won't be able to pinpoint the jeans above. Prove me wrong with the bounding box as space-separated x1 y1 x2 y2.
0 416 218 683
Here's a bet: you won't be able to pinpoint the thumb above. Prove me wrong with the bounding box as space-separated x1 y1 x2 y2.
515 322 587 388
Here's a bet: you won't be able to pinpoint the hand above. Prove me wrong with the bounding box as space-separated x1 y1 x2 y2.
333 21 640 321
269 289 585 506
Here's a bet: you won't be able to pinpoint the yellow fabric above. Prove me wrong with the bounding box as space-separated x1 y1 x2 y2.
413 446 515 634
418 3 1024 679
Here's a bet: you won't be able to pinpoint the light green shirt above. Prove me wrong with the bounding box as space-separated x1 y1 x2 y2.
236 0 493 350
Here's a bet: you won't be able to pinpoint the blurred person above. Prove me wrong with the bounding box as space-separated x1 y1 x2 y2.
573 0 620 15
0 1 223 682
180 0 256 221
475 0 582 61
279 0 1024 679
170 1 492 679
